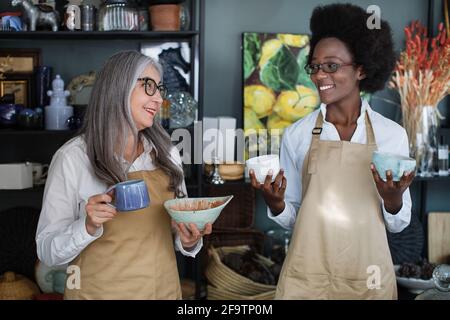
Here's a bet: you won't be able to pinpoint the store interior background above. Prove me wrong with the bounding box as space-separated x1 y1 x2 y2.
0 0 448 231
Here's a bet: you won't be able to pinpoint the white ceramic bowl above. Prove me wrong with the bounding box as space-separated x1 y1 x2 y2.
246 154 280 183
394 265 435 294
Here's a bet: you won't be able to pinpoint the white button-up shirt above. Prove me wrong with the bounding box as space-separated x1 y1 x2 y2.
36 136 202 267
268 100 412 233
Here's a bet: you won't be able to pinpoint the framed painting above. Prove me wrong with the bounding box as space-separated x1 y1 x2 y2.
0 78 30 106
0 49 40 107
445 0 449 37
242 32 320 159
0 71 35 107
0 49 41 74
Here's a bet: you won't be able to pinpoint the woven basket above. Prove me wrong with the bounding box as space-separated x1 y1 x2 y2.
207 285 275 300
205 245 276 298
205 228 265 254
0 271 40 300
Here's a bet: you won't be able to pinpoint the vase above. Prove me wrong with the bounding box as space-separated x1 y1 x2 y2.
415 105 439 177
167 91 197 129
149 4 180 31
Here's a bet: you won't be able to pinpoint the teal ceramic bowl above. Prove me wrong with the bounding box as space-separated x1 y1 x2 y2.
372 151 416 181
164 195 233 230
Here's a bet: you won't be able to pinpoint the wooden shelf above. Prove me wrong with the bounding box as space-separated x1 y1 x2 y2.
414 174 450 181
203 178 250 186
0 185 45 194
0 129 77 136
0 31 198 40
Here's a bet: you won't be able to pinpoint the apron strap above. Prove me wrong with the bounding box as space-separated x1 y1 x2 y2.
306 112 325 175
364 111 377 147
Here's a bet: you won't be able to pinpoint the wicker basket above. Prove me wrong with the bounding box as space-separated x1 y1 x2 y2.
205 245 276 299
204 228 265 254
0 271 40 300
207 285 275 300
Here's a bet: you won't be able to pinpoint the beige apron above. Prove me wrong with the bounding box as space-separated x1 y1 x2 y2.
64 168 182 300
275 111 397 300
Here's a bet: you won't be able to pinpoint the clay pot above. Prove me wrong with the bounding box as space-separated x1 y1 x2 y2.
149 4 180 31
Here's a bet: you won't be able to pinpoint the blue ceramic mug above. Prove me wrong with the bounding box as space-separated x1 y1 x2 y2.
106 179 150 212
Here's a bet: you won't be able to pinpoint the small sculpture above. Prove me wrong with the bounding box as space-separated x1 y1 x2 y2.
64 4 81 31
158 47 191 94
11 0 59 32
47 75 70 107
67 71 96 104
45 75 73 130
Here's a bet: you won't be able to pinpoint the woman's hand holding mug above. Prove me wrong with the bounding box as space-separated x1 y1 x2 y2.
85 192 117 236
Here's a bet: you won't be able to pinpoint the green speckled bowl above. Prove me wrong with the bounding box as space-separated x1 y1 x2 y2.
372 151 416 181
164 195 234 230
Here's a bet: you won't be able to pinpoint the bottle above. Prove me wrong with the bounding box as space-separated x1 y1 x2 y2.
438 136 449 176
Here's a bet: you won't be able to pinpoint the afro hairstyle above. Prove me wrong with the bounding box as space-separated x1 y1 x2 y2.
308 3 396 93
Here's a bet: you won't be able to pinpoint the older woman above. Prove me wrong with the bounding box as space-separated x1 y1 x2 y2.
36 51 212 299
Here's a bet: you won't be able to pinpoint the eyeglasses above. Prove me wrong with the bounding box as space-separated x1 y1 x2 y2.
304 62 355 75
137 77 167 99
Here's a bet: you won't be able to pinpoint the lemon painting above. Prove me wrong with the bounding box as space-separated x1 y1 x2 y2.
243 32 320 159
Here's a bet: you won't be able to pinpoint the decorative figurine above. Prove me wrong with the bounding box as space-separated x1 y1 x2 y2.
64 4 81 31
47 75 70 107
158 47 190 94
66 71 96 104
209 156 225 185
11 0 59 32
45 75 73 131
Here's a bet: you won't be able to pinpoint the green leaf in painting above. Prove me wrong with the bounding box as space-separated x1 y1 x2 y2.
243 33 261 81
296 46 316 90
260 45 299 91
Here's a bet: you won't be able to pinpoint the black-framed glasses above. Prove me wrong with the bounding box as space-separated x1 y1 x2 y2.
137 77 167 99
304 62 355 75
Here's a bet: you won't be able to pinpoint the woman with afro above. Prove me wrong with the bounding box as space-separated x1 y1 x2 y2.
250 3 414 299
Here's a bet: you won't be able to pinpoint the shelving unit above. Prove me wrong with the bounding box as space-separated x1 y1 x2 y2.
0 31 198 40
0 0 207 299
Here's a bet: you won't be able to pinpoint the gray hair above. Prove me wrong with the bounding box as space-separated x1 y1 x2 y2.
80 50 185 197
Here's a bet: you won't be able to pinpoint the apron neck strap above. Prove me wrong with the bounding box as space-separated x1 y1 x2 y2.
311 110 376 146
364 111 376 145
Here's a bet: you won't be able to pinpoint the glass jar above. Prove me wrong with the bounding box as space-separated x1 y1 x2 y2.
167 91 197 129
97 0 138 31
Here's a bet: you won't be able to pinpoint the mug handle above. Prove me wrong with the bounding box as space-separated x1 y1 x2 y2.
104 185 117 209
